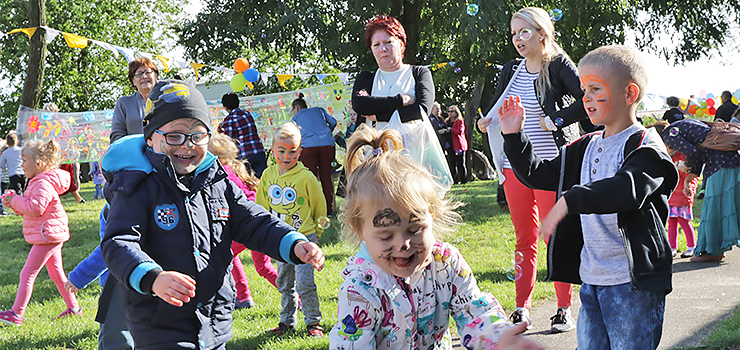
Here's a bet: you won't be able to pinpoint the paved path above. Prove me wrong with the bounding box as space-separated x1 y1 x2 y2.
454 248 740 349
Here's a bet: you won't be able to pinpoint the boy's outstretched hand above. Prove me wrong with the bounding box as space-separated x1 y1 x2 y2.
498 95 526 135
498 322 545 350
152 271 196 307
294 241 325 271
539 196 569 243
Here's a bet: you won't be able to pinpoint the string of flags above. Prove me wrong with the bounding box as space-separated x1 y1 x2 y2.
1 26 496 90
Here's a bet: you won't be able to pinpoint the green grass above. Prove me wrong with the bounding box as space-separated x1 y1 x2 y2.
0 180 731 349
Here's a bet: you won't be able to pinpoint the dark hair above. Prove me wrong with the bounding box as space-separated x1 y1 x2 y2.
127 57 158 87
648 120 670 143
5 131 18 147
364 14 406 51
666 96 679 107
722 90 733 102
292 93 308 110
222 92 240 110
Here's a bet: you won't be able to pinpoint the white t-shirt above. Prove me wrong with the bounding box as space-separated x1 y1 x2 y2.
0 146 24 177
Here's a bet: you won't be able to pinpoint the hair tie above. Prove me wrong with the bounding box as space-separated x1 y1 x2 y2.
372 147 383 156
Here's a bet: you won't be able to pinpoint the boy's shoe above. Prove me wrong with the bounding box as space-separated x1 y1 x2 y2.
681 249 695 258
509 308 532 330
307 324 325 337
54 307 82 320
270 322 294 335
671 249 677 258
550 308 576 333
235 299 255 309
0 310 23 326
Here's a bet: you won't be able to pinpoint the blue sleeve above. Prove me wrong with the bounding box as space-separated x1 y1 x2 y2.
279 231 309 265
68 207 109 289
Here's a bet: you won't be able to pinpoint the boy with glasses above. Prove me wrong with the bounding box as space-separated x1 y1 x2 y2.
101 80 325 350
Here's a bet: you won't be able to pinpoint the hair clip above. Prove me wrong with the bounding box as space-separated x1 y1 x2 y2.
372 147 383 156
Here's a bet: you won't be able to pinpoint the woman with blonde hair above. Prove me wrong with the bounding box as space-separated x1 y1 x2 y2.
477 6 592 333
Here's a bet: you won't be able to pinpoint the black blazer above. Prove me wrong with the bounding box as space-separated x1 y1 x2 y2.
352 65 434 125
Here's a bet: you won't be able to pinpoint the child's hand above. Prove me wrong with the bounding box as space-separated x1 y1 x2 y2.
498 95 526 135
294 241 325 271
64 280 79 294
477 116 492 133
539 197 569 243
2 193 15 208
498 322 545 350
152 271 196 307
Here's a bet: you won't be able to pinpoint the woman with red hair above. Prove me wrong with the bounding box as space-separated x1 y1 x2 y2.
352 14 434 129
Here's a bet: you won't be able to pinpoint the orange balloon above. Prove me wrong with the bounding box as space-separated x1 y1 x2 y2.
688 105 697 114
234 58 250 73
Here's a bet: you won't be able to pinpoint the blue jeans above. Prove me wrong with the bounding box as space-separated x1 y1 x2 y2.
577 283 664 350
243 152 267 178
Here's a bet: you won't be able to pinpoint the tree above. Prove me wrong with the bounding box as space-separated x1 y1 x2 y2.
0 0 187 135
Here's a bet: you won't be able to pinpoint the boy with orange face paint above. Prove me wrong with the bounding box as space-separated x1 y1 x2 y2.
256 122 327 337
499 45 678 349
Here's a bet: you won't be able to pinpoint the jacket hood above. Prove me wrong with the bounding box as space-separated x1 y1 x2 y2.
36 168 71 195
102 134 155 174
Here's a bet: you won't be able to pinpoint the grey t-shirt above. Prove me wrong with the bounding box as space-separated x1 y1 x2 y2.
578 123 645 286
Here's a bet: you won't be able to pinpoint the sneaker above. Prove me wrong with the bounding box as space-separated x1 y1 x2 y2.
509 308 532 330
671 249 677 258
54 307 82 320
270 322 294 335
235 299 255 310
307 324 325 337
550 308 576 333
697 190 705 200
681 249 695 258
0 310 23 326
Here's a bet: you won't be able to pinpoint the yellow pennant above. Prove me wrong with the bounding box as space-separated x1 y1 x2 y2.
62 32 88 48
8 27 37 39
155 55 171 72
246 81 254 90
190 63 206 79
276 74 294 89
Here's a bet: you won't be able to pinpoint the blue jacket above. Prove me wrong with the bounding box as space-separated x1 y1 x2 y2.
292 107 337 148
68 206 110 289
101 135 308 350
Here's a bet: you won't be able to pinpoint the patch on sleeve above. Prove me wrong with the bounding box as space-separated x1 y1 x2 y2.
218 208 230 218
155 204 179 230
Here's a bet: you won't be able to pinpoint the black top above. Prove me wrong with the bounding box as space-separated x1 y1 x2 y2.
662 107 685 124
714 100 738 122
352 65 435 125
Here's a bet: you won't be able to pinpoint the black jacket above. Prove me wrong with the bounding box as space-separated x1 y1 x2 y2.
714 100 738 122
482 55 595 147
503 128 678 294
101 136 305 349
352 65 434 125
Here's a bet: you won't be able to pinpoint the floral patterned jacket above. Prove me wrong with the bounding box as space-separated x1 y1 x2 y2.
329 241 511 350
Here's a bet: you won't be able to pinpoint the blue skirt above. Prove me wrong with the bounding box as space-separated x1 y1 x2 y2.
696 167 740 256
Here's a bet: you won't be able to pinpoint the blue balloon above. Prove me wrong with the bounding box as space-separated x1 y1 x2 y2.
243 68 260 83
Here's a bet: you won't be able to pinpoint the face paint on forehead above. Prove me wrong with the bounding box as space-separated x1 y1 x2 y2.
409 213 422 223
373 208 402 227
581 74 612 112
274 141 299 150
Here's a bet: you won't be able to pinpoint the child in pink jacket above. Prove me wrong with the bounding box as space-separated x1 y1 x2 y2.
0 139 80 326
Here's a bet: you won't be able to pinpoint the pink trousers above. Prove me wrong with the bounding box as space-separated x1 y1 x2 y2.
503 169 573 309
13 243 78 316
667 217 696 249
231 241 278 301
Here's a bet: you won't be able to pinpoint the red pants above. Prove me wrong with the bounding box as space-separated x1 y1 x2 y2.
667 217 696 249
300 145 335 213
503 168 573 308
14 243 78 316
231 241 278 301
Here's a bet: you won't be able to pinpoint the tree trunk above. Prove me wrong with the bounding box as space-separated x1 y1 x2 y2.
20 0 47 109
395 0 421 65
464 79 485 181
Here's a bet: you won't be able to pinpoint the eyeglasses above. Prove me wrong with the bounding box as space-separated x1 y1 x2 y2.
154 130 211 146
513 28 533 41
448 110 456 113
133 70 156 79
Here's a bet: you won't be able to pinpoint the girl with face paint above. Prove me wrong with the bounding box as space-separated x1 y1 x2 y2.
328 126 544 350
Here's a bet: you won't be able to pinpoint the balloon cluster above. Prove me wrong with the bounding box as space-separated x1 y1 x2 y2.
683 89 740 118
230 58 260 92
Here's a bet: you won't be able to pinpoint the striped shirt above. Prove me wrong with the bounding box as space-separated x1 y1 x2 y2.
503 69 558 169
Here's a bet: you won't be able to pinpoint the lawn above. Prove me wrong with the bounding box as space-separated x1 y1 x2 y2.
0 179 720 349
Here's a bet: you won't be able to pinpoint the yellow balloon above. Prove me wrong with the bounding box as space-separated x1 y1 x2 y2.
733 96 739 105
696 108 705 118
679 98 688 110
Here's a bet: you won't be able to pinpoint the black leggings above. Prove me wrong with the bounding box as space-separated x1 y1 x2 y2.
452 151 467 184
9 174 26 195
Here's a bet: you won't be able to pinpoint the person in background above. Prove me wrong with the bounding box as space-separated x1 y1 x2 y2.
449 105 469 184
111 57 158 143
0 132 26 196
0 139 8 215
89 158 105 200
429 102 451 151
714 91 738 123
334 109 358 198
662 96 686 124
219 92 267 177
291 93 338 215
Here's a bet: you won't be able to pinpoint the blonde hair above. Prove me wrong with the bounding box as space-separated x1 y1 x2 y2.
272 122 302 146
448 105 462 120
512 7 566 105
341 125 460 243
23 139 61 171
209 134 259 191
578 45 648 106
43 103 59 112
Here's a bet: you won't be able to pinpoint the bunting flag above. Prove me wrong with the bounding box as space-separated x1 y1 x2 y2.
91 39 119 58
155 55 171 72
298 74 311 81
111 44 135 62
276 74 294 89
40 26 60 44
0 30 5 39
62 32 88 48
190 63 206 79
260 72 272 85
246 81 254 90
337 73 349 84
315 74 329 85
8 27 37 39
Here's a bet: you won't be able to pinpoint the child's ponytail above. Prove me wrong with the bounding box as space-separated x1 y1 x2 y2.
344 125 403 175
